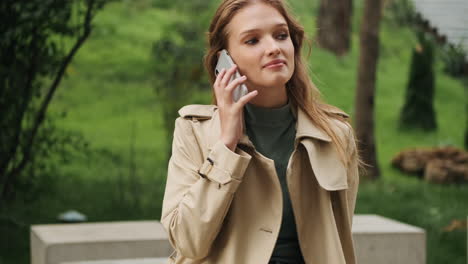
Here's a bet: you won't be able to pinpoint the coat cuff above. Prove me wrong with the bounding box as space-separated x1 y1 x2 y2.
197 141 251 193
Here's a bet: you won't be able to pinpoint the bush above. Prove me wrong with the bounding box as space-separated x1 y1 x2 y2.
0 0 110 206
440 43 467 78
151 1 214 158
385 0 418 27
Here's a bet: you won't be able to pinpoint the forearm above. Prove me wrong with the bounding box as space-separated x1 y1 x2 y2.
161 140 251 259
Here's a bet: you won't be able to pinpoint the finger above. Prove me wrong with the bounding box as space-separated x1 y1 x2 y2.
214 68 227 97
214 68 226 88
235 90 258 107
220 65 237 88
225 75 247 93
224 76 247 102
214 68 226 85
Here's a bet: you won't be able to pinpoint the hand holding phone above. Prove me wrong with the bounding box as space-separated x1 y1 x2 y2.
215 49 249 102
213 50 258 151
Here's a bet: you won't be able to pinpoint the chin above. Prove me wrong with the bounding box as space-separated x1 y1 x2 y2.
249 73 291 88
263 76 290 87
255 81 288 90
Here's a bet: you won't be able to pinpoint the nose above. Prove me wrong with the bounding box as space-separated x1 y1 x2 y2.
266 37 281 57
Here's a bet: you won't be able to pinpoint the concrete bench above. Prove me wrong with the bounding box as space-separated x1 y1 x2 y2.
353 214 426 264
61 258 168 264
31 214 426 264
30 221 172 264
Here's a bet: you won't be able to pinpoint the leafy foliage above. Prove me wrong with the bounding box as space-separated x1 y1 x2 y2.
0 0 110 205
151 0 214 157
385 0 418 27
440 44 467 78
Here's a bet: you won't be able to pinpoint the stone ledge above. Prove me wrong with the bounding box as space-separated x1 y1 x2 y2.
353 214 426 233
31 221 173 264
353 214 426 264
61 258 167 264
31 214 426 264
32 221 168 244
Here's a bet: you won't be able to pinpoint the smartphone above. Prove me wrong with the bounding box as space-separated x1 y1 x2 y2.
215 49 249 102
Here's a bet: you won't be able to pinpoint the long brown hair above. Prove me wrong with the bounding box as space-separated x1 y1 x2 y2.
204 0 354 165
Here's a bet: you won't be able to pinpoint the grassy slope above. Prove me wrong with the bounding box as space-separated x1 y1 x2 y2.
1 0 466 263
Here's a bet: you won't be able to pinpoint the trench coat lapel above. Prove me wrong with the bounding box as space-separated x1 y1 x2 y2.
293 107 350 264
237 105 348 190
295 107 348 190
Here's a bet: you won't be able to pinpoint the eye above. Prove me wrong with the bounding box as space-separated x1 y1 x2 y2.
277 32 289 40
245 38 258 45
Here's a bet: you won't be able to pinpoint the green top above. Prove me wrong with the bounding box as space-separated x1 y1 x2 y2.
244 102 305 264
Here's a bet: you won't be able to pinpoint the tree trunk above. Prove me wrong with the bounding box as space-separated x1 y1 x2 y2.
316 0 353 56
354 0 383 180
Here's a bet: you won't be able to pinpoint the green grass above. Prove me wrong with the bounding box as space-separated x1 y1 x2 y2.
1 0 467 263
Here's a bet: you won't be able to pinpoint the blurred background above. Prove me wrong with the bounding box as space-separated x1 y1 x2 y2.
0 0 467 263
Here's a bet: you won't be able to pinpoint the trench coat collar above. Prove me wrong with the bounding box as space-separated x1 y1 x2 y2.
293 106 332 142
178 103 339 147
238 104 332 147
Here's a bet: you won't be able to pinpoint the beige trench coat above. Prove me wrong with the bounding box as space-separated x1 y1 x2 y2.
161 103 359 264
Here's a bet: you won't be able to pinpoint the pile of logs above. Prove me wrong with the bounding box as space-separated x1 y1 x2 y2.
392 146 468 184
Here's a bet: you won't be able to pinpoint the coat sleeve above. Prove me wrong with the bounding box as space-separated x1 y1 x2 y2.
345 126 359 226
161 117 252 260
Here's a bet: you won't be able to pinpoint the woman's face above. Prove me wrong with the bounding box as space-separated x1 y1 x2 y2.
225 3 295 91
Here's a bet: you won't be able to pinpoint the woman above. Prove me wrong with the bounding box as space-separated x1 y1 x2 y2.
161 0 360 263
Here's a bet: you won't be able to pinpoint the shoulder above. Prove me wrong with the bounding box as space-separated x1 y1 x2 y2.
178 104 218 121
173 104 219 140
319 103 351 131
321 103 350 120
173 104 218 147
173 104 220 154
320 103 355 145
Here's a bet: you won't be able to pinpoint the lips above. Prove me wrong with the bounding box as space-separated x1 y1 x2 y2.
263 59 286 68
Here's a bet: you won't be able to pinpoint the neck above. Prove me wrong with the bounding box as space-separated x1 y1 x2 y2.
247 83 288 108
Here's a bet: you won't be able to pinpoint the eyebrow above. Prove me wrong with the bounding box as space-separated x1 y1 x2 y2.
239 23 288 37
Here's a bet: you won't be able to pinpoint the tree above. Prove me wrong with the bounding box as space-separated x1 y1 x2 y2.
0 0 110 206
152 0 212 159
316 0 353 56
399 29 437 130
152 27 207 159
354 0 383 179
